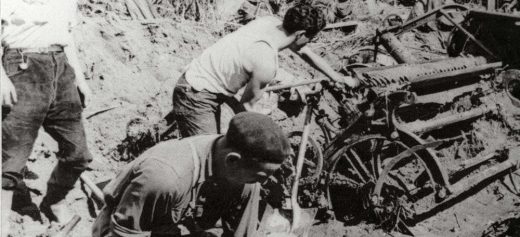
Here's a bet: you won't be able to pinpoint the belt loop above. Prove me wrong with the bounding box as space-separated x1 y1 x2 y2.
18 51 28 70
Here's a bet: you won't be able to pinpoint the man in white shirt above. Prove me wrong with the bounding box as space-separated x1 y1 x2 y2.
1 0 92 234
172 4 359 137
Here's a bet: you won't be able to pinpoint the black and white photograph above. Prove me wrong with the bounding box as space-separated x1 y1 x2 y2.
1 0 520 236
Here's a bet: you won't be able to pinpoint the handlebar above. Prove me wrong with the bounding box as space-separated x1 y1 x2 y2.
264 78 325 92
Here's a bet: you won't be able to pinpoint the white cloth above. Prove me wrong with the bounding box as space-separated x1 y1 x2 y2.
1 0 78 48
185 16 280 96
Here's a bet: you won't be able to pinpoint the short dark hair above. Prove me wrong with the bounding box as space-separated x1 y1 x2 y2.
226 112 291 164
282 4 326 38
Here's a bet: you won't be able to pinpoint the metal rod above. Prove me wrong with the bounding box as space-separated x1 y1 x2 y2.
429 148 520 208
415 83 484 104
458 152 497 171
265 79 324 92
379 32 418 63
350 150 373 181
382 4 469 35
401 104 497 134
370 140 383 180
509 171 519 194
344 153 367 183
324 21 359 30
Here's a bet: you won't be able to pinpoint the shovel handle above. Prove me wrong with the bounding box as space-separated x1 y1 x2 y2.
80 173 105 204
290 105 313 232
53 215 81 237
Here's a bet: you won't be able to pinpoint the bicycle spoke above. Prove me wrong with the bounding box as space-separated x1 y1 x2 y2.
349 149 374 182
343 153 367 183
370 139 384 180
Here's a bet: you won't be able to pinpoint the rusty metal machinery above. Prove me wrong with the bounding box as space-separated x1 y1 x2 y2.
267 53 517 234
322 7 520 234
267 5 520 234
352 56 492 89
325 54 518 233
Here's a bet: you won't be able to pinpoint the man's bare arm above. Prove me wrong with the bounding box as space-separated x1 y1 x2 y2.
64 4 91 108
293 46 359 88
241 42 277 113
64 38 91 108
1 48 18 107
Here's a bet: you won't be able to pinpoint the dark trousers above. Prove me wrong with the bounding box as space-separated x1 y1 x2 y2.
2 49 92 193
172 75 244 137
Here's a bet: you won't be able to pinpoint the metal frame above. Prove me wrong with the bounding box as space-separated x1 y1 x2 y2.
374 4 498 62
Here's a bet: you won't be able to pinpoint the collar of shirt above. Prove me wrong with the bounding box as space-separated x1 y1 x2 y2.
189 134 223 186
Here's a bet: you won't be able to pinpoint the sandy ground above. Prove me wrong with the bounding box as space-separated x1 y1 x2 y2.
5 1 520 236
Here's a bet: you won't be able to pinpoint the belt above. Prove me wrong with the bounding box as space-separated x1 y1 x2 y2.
5 45 64 54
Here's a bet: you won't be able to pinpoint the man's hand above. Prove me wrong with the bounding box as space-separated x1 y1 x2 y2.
243 102 272 115
76 79 91 108
334 76 360 89
1 74 18 108
241 41 277 114
256 108 272 115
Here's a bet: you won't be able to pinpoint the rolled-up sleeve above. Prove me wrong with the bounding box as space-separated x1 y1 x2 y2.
110 158 185 237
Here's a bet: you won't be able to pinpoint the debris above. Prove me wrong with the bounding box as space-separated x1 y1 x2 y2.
454 213 461 229
85 106 120 120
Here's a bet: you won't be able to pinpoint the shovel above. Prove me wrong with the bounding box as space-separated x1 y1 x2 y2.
289 104 318 236
255 103 318 237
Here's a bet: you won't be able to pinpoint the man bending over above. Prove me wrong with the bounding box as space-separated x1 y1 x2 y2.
92 112 291 237
172 4 359 137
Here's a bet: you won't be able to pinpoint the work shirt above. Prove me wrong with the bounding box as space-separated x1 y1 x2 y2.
185 16 280 96
1 0 77 48
92 135 254 237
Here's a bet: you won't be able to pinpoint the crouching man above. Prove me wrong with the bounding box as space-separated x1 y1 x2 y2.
92 112 291 237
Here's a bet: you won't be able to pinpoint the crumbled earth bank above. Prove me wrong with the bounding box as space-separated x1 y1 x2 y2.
6 1 520 237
